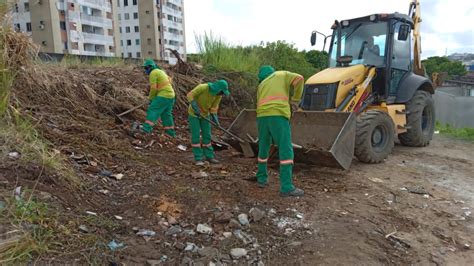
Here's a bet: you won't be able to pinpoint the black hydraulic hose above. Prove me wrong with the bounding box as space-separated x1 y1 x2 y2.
335 20 342 67
336 87 356 112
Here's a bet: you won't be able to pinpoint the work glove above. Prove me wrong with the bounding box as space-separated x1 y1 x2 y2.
191 100 201 116
211 113 220 126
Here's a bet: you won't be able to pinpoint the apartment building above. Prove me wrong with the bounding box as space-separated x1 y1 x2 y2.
10 0 121 57
117 0 186 64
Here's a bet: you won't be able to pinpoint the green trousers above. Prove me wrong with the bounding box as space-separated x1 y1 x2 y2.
188 115 214 161
256 116 295 193
142 96 176 137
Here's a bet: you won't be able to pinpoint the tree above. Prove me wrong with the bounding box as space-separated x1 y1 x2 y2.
304 50 329 71
256 41 316 79
422 56 467 78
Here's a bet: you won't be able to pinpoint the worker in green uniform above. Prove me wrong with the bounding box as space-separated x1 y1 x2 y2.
187 80 230 166
255 65 305 197
135 59 176 137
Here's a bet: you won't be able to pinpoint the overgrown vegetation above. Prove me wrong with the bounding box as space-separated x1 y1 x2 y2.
436 122 474 141
0 194 56 263
422 56 467 78
193 32 325 79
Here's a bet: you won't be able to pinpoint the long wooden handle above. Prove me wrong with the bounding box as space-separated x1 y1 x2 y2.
117 102 146 117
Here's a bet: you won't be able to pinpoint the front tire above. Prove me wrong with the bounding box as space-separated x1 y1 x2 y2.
399 90 435 147
355 110 395 164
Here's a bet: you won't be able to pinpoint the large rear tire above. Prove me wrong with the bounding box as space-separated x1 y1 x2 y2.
355 110 395 164
399 90 435 147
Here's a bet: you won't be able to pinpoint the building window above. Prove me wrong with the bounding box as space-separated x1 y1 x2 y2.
128 52 132 57
60 21 66 31
137 52 141 58
124 13 130 20
127 40 132 46
135 39 140 45
134 26 139 32
133 12 138 19
148 51 152 55
133 0 137 5
26 22 32 32
125 26 130 33
24 3 29 12
118 14 121 20
14 4 18 12
14 24 20 32
147 25 151 29
147 38 151 45
119 27 122 33
158 26 161 32
124 0 128 6
120 40 123 46
63 42 68 50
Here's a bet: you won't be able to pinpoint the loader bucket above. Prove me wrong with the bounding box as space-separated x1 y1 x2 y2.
226 109 356 170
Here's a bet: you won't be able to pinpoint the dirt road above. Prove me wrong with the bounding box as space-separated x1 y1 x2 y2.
1 133 473 265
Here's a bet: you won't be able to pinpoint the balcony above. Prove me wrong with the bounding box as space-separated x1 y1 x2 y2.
162 6 182 17
167 0 182 7
82 32 114 46
82 50 115 57
163 32 183 42
162 19 181 29
75 0 112 12
56 1 66 11
80 14 113 28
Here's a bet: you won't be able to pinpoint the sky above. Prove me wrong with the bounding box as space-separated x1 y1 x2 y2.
184 0 474 58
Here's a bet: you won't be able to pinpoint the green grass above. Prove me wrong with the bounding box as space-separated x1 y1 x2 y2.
51 54 129 68
195 32 261 74
436 122 474 141
0 196 56 263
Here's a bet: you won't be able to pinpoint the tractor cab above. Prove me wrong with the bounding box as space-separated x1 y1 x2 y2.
304 13 415 110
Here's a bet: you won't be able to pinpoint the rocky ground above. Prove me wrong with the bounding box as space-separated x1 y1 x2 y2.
1 129 473 265
0 64 473 265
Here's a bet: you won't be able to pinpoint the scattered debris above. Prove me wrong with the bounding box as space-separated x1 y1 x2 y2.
114 215 123 220
98 189 110 195
108 240 125 251
249 207 265 222
8 151 20 159
223 232 232 238
191 171 209 179
368 177 384 183
14 186 22 201
464 211 472 217
238 213 249 225
146 260 160 266
177 145 187 151
184 243 199 252
198 247 219 258
165 226 182 236
215 211 233 224
111 174 124 180
167 215 178 225
196 224 213 234
228 219 242 229
136 229 156 237
230 248 247 259
85 211 97 216
99 170 113 177
78 225 89 233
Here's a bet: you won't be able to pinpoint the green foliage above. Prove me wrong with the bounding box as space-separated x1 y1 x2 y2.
0 197 56 263
304 50 329 71
436 122 474 141
194 33 318 79
195 32 261 74
422 56 467 78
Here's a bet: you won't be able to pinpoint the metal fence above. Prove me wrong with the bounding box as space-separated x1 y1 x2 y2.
434 87 474 128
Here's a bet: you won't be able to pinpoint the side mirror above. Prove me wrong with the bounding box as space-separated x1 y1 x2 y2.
310 31 317 46
398 24 410 41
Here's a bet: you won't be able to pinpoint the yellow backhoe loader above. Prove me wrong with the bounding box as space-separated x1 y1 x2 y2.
227 0 435 170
